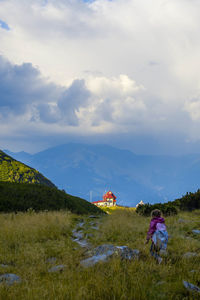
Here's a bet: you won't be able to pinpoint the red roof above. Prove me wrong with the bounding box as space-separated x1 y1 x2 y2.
92 191 117 204
103 190 116 202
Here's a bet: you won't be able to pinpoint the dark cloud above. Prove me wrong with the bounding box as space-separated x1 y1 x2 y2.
0 56 60 115
0 56 91 126
57 79 91 125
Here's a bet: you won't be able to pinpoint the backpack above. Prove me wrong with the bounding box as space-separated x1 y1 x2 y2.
152 223 168 251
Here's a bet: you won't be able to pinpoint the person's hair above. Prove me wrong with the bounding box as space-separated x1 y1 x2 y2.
151 209 162 217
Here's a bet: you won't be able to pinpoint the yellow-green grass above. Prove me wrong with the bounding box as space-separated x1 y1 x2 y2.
0 210 199 299
100 205 136 214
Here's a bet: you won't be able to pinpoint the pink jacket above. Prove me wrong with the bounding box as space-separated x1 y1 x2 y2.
146 217 166 240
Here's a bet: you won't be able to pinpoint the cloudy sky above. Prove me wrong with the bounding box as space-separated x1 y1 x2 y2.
1 0 200 154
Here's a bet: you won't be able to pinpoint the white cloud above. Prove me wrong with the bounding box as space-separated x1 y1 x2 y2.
184 97 200 122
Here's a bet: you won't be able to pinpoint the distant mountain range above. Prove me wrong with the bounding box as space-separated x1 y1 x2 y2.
0 150 55 188
4 144 200 206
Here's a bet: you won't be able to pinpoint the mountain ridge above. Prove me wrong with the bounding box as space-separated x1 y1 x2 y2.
4 143 200 206
0 150 55 188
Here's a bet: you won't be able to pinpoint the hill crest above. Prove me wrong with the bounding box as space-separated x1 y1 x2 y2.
0 150 55 188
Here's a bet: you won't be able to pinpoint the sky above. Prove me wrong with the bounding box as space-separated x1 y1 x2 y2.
1 0 200 154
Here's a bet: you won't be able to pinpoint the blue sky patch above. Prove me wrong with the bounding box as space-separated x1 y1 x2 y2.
0 20 10 30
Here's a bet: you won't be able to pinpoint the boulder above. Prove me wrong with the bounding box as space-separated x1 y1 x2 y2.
0 274 21 285
80 244 140 267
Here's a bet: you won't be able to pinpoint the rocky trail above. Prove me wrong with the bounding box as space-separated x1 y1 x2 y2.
71 215 140 267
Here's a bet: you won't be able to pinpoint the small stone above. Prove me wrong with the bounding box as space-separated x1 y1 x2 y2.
178 218 185 223
183 252 198 258
48 265 66 273
75 239 90 248
0 264 9 268
77 221 84 228
72 230 84 240
0 274 21 286
160 249 167 256
190 270 197 273
192 230 200 235
89 215 99 218
46 257 57 264
156 281 165 286
91 226 99 230
183 280 200 293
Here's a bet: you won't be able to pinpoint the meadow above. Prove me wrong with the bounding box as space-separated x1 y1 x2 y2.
0 209 199 299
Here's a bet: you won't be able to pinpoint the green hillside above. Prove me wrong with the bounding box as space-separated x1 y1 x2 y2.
0 150 55 187
0 181 103 214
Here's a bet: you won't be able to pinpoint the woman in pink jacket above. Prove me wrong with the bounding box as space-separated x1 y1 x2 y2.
145 209 168 264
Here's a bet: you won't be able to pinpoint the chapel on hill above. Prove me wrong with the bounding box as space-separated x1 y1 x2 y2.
92 191 117 207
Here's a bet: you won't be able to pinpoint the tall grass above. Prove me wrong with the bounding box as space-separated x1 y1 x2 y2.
0 209 199 299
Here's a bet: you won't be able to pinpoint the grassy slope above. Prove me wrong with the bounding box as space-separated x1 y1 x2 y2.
0 181 103 215
0 150 55 187
0 209 199 299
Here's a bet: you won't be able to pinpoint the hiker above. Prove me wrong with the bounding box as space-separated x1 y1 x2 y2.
145 209 168 263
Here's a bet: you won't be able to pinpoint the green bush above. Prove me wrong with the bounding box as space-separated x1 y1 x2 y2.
136 188 200 216
136 202 178 216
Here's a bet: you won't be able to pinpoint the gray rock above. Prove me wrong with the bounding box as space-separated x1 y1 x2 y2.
93 244 115 257
81 244 140 267
115 246 140 260
0 264 9 268
46 257 57 264
48 265 66 273
192 230 200 235
80 254 108 267
77 221 84 228
190 270 197 273
91 226 99 230
178 218 185 223
183 252 198 258
92 244 140 260
0 274 21 286
72 229 91 248
75 239 91 248
183 280 200 293
72 230 84 240
89 215 99 218
156 281 166 286
160 249 167 256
